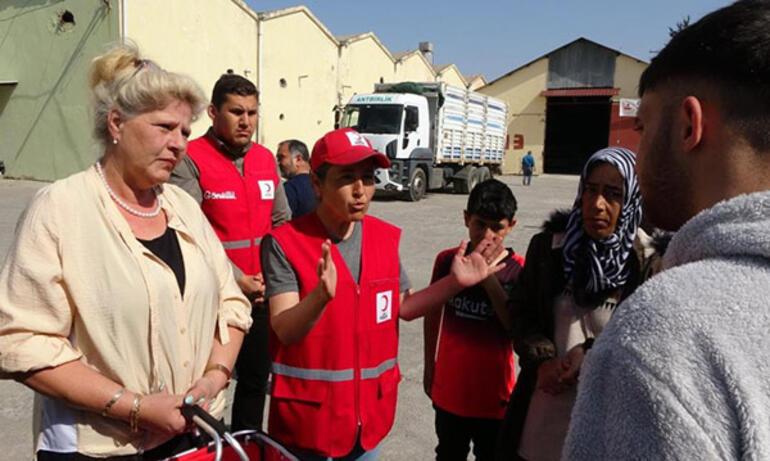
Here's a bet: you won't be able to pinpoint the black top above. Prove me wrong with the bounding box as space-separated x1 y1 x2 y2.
283 173 317 218
138 227 186 296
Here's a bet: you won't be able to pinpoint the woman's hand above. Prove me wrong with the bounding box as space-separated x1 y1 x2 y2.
559 344 586 386
184 375 219 412
315 239 337 302
450 237 505 289
137 391 187 435
536 357 569 395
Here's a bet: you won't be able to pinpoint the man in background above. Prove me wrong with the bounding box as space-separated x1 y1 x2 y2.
521 151 535 186
277 139 317 218
171 73 290 431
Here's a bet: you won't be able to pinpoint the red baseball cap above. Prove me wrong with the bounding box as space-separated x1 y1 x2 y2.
311 128 391 171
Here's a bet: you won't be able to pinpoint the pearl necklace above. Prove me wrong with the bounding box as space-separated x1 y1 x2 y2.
95 161 162 218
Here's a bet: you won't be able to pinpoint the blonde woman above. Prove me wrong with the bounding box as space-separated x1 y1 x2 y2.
0 44 251 459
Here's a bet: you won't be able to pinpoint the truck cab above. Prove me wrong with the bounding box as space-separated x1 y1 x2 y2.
340 93 432 200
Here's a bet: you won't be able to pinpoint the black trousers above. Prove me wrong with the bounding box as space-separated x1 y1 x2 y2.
231 305 271 431
434 405 501 461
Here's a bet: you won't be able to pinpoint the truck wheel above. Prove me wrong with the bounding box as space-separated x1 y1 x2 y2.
476 166 491 184
467 166 483 192
454 166 477 194
405 168 427 202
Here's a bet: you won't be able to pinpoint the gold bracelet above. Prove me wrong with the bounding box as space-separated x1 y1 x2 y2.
204 363 232 380
204 363 233 389
101 387 125 417
129 394 143 433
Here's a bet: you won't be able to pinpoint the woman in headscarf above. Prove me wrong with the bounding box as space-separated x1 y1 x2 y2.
494 147 650 461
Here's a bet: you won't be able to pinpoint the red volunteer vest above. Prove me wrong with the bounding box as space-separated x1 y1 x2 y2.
186 136 279 274
268 213 401 457
431 249 525 419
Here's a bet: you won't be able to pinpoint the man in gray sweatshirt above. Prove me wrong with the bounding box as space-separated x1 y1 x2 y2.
564 1 770 459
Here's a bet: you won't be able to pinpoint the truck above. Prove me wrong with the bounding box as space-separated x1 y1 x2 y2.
339 82 508 201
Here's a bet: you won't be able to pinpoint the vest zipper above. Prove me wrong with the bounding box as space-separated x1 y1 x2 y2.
240 159 256 274
354 285 362 429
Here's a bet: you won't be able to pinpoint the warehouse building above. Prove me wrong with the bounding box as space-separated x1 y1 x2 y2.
432 64 467 88
0 1 477 180
257 6 340 152
465 74 487 91
479 38 648 175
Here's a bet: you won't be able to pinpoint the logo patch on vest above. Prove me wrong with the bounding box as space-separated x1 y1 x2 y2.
258 180 275 199
203 190 237 200
376 290 393 324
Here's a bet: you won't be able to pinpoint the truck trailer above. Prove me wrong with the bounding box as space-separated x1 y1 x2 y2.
340 82 508 201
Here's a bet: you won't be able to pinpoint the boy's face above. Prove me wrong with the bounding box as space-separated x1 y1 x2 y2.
464 212 516 249
313 158 376 223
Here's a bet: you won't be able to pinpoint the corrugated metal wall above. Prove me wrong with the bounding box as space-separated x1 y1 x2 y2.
547 39 616 89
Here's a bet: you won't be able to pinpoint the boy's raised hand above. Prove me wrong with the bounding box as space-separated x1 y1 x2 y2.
450 236 506 288
316 239 337 302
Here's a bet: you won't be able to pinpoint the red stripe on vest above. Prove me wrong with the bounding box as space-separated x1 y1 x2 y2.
268 213 401 457
187 136 279 274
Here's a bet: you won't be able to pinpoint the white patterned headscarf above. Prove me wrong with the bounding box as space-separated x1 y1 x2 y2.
562 147 643 294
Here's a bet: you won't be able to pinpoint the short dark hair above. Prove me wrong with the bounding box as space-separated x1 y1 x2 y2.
280 139 310 162
639 0 770 151
211 74 258 109
313 164 330 182
466 179 517 221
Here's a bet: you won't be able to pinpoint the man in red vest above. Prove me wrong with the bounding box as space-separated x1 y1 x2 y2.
171 73 290 431
260 127 506 460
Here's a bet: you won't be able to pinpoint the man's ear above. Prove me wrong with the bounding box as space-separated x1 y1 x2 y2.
508 218 517 230
107 109 124 143
207 104 218 122
311 172 322 198
680 96 704 153
463 210 470 227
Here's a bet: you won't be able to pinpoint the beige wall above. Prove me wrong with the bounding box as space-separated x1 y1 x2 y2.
259 11 339 152
480 58 548 174
396 54 436 82
613 55 647 100
127 0 258 138
339 36 396 105
437 66 466 87
130 2 476 154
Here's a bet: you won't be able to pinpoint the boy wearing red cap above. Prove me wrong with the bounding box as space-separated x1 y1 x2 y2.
260 128 505 460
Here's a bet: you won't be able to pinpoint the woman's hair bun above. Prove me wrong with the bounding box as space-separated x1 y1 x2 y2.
89 43 141 91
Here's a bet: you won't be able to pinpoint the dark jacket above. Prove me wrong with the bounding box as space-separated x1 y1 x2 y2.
494 211 647 461
283 173 317 218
